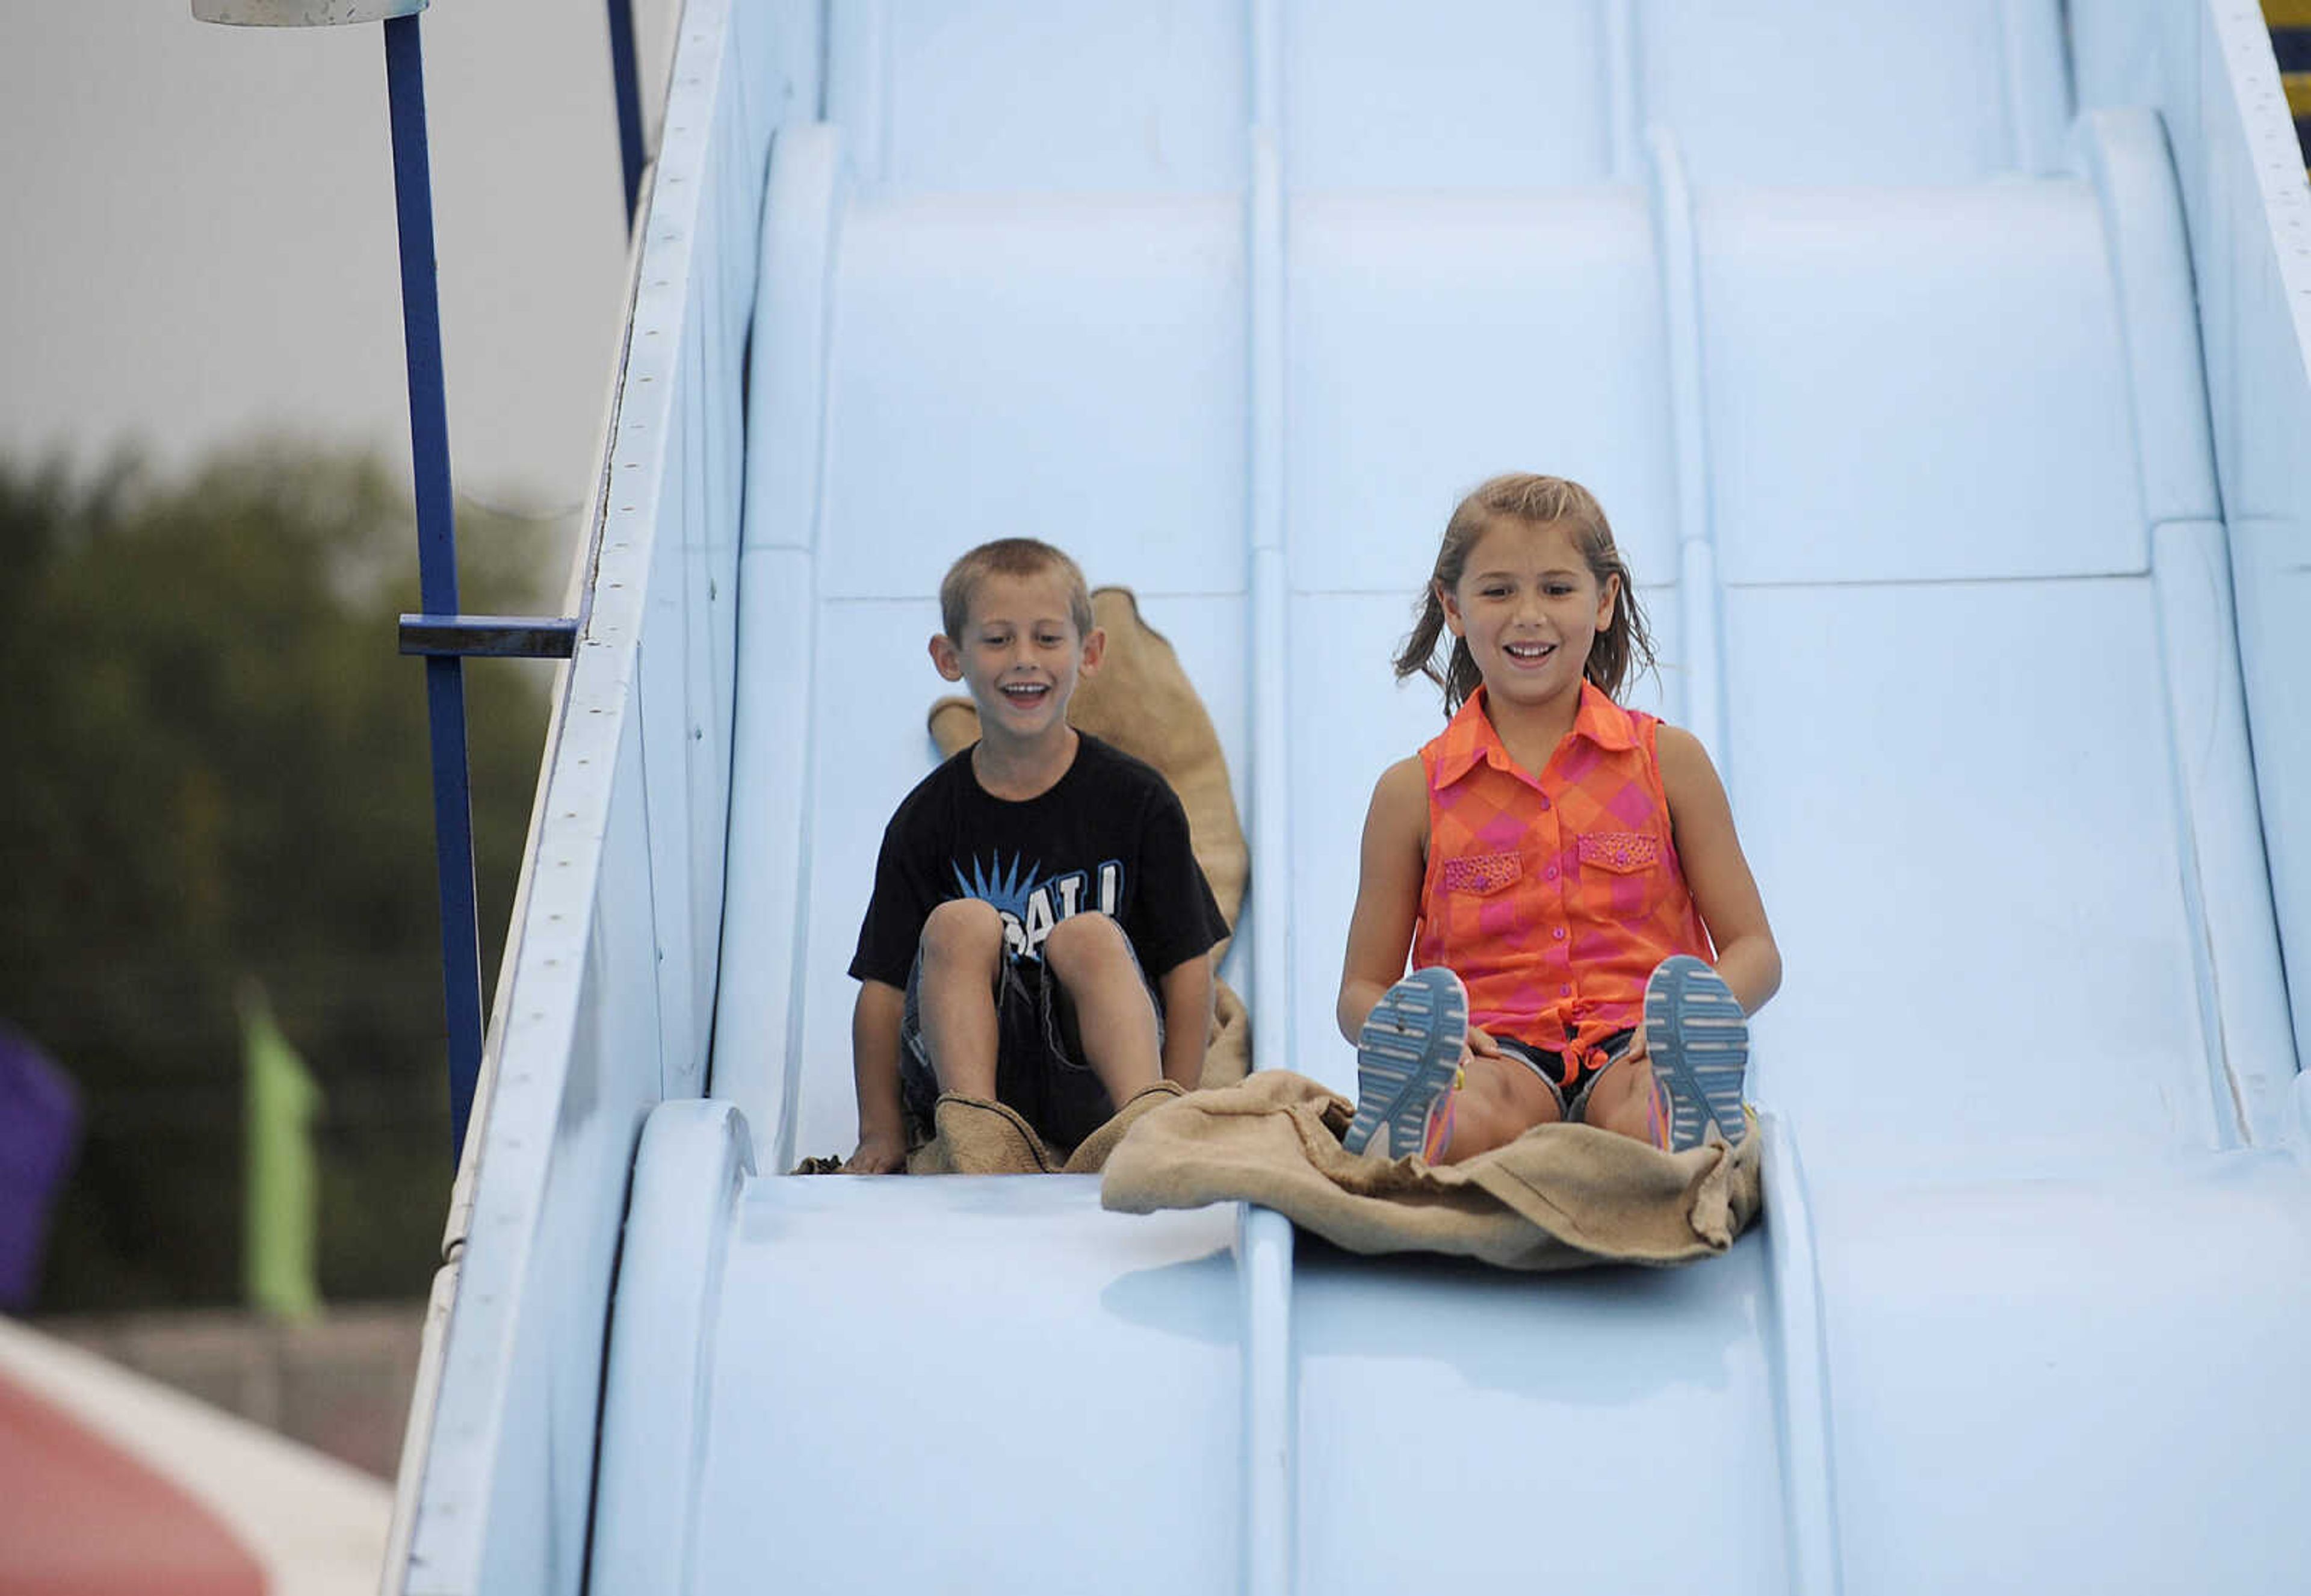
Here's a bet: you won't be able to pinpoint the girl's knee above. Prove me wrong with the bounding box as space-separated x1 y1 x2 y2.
1434 1053 1559 1160
1464 1053 1559 1125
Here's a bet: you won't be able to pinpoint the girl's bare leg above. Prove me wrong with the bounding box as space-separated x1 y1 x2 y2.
1580 1042 1663 1146
1431 1050 1562 1163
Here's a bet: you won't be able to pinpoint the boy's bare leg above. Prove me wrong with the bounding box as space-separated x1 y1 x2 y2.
917 898 1007 1099
1040 913 1162 1107
1432 1050 1562 1163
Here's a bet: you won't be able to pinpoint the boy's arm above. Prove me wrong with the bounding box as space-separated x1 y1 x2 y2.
1156 952 1216 1088
846 979 909 1173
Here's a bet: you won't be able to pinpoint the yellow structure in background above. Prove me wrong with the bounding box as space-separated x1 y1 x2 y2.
2268 1 2311 178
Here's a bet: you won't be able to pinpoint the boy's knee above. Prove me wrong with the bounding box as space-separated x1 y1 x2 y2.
1041 911 1132 979
921 897 1006 968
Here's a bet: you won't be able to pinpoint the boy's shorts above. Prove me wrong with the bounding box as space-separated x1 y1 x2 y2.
1494 1028 1638 1125
898 936 1166 1152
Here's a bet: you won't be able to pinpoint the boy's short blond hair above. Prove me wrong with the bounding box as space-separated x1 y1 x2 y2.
938 538 1096 642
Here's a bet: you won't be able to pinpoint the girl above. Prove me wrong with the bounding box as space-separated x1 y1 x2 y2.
1337 474 1780 1162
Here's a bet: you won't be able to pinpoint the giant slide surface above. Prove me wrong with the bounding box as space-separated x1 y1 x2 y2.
385 5 2311 1594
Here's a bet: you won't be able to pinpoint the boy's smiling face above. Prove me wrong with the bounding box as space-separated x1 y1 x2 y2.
929 569 1104 750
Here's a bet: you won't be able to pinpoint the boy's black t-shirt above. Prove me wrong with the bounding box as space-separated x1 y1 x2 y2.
850 734 1229 989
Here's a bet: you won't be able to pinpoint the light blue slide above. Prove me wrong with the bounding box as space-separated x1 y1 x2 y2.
380 5 2311 1593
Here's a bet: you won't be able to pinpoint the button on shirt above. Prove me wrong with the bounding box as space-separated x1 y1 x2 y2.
1411 682 1713 1066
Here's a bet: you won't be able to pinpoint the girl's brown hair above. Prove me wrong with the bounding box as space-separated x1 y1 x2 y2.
1393 473 1656 714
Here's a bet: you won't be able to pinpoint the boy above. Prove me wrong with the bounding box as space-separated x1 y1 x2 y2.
844 539 1230 1173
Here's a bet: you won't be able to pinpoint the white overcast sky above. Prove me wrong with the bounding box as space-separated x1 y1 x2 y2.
1 1 685 512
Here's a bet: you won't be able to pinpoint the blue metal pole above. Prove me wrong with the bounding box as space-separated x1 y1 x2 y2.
607 0 648 228
383 13 486 1158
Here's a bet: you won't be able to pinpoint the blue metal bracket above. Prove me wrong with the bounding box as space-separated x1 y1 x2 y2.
383 13 486 1159
398 614 581 660
607 0 648 229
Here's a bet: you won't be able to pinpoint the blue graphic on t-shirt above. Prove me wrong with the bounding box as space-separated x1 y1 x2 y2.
953 851 1122 962
953 852 1041 921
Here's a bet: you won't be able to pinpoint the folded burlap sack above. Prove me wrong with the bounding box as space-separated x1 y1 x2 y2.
930 586 1252 1087
1101 1071 1762 1271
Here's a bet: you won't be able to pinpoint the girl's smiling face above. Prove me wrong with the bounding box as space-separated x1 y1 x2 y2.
1438 515 1619 712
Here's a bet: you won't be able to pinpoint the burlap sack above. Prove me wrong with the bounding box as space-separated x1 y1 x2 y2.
929 586 1252 1087
902 1081 1187 1176
1101 1071 1763 1271
909 1093 1054 1175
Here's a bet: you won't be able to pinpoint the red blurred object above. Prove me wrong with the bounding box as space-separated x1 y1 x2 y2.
0 1366 265 1596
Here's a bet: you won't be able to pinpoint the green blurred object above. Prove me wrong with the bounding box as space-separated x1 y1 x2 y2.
241 984 321 1320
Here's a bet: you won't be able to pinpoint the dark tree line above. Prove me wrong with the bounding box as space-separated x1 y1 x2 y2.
0 447 559 1310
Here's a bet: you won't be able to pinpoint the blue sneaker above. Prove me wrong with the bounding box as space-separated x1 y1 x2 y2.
1644 955 1749 1151
1344 969 1468 1158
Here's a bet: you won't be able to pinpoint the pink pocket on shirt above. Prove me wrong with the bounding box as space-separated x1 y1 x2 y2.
1441 852 1523 895
1577 832 1660 873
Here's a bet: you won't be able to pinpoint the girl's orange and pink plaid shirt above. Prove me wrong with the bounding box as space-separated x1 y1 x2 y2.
1411 681 1713 1081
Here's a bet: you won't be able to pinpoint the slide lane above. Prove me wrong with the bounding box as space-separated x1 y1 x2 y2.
588 8 2309 1595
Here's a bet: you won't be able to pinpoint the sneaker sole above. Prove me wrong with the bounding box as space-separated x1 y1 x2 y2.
1644 954 1749 1151
1344 968 1468 1157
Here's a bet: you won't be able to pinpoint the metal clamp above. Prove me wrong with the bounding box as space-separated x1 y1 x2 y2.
397 614 580 660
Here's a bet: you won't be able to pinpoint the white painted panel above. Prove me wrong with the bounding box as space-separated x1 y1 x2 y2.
1295 1245 1787 1594
638 591 701 1097
1639 0 2020 182
2152 522 2294 1142
793 599 949 1164
2164 9 2311 1073
590 1103 755 1595
1727 580 2214 1178
711 549 818 1154
2229 522 2311 1068
820 194 1246 601
1700 185 2148 585
691 1179 1240 1592
1817 1166 2311 1594
868 0 1246 194
393 4 810 1588
450 707 666 1596
1286 190 1678 590
2061 0 2311 1081
1284 0 1612 188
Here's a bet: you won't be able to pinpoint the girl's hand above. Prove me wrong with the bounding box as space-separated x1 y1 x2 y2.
1625 1021 1650 1065
1464 1025 1506 1065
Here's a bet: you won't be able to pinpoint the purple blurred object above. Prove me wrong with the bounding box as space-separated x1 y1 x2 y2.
0 1025 81 1310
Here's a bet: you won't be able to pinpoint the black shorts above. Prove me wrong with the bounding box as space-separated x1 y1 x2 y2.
897 944 1163 1152
1494 1029 1637 1125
